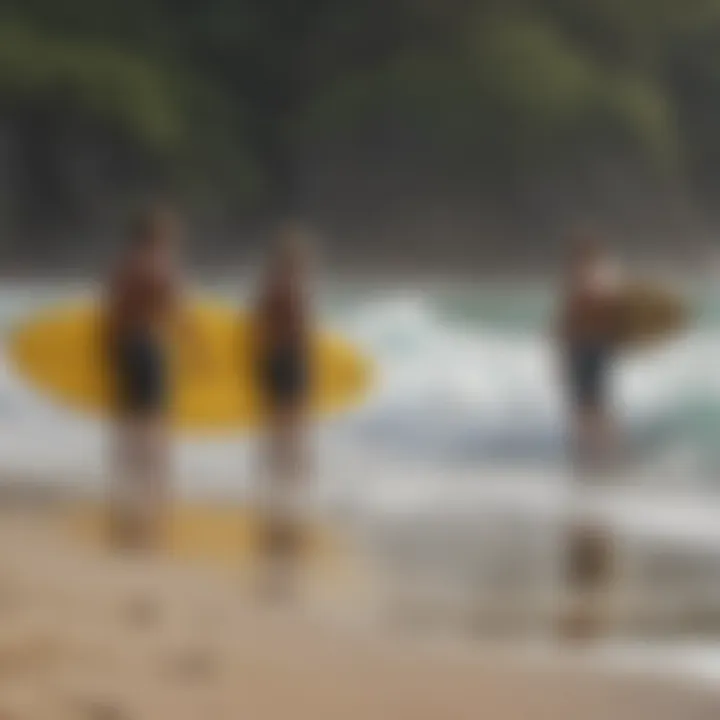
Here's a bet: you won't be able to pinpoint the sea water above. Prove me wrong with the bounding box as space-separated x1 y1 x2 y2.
3 278 720 653
0 278 716 496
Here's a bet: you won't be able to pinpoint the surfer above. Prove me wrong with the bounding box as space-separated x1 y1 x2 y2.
556 234 623 471
556 234 623 641
252 225 312 599
105 204 192 549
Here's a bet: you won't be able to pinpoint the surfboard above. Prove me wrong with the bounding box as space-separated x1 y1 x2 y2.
615 281 689 348
8 298 373 433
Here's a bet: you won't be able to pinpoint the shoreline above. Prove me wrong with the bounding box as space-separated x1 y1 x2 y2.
0 508 718 718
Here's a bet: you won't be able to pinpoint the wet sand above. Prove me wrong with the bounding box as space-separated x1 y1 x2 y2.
0 509 717 720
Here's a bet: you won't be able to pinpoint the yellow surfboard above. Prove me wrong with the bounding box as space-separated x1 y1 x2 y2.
8 298 373 433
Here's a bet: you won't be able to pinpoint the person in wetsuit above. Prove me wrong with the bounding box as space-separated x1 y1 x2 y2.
557 235 622 470
252 228 312 599
555 235 624 640
105 204 188 549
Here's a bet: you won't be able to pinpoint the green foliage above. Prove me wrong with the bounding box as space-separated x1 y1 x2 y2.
0 21 182 149
0 0 719 207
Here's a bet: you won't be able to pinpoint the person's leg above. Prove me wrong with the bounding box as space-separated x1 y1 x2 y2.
109 411 171 552
109 334 164 550
562 519 614 641
570 345 614 474
565 349 615 641
109 417 147 549
258 405 307 601
135 414 172 550
566 348 588 471
132 334 171 551
584 349 616 471
573 406 600 472
587 409 614 466
108 419 126 547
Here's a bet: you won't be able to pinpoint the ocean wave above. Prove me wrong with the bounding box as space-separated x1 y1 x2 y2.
0 288 716 479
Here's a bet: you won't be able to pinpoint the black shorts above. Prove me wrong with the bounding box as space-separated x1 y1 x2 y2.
567 344 610 410
259 346 308 409
114 332 167 415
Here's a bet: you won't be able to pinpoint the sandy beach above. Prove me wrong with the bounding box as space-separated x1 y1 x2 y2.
0 504 715 720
